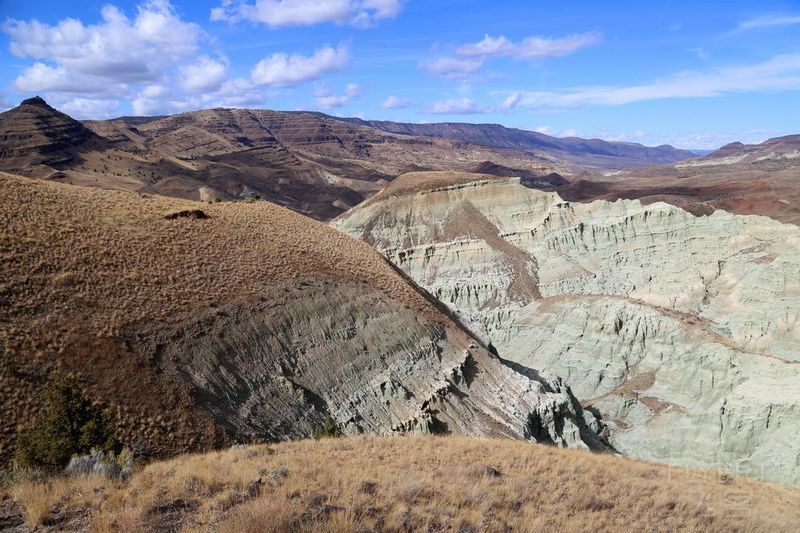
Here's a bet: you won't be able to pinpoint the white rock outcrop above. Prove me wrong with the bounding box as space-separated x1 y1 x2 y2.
335 175 800 486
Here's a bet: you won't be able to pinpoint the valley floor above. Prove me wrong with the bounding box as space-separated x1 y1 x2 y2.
5 435 800 532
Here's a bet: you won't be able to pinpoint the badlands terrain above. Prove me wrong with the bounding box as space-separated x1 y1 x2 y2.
0 170 610 469
2 97 800 530
336 171 800 486
559 135 800 226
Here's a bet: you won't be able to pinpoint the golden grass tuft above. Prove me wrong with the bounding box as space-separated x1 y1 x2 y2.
10 480 56 527
7 435 800 532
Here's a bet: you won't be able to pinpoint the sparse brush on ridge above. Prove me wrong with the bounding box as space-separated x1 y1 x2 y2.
14 370 120 472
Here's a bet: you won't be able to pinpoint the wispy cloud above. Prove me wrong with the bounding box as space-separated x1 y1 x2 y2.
457 32 603 61
426 97 483 114
419 57 484 80
686 47 708 61
421 31 602 80
503 53 800 110
380 95 410 109
735 13 800 32
314 82 360 109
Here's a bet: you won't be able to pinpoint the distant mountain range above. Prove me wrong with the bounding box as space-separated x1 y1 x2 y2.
346 118 695 168
0 96 711 220
557 133 800 225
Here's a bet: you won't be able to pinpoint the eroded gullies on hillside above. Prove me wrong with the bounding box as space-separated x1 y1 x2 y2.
0 172 606 467
335 172 800 486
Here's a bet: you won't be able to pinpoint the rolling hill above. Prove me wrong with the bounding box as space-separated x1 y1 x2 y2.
0 97 701 220
349 119 695 169
7 435 800 532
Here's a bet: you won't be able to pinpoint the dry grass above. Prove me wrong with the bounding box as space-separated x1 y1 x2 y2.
0 171 435 357
7 435 800 532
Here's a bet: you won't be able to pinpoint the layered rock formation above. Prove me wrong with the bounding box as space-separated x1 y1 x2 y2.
0 172 604 465
335 171 800 486
0 97 701 220
0 96 107 177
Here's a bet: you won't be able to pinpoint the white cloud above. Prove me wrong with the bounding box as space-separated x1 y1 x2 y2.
423 31 601 80
4 0 202 90
559 128 578 138
736 14 800 32
501 91 521 110
51 97 121 119
510 53 800 109
458 32 603 61
345 83 361 97
380 95 409 109
132 77 263 115
456 35 514 57
12 62 129 97
4 1 275 117
420 57 484 80
212 78 264 107
427 97 481 114
687 47 708 60
251 44 349 86
179 56 228 93
210 0 402 28
314 83 360 109
534 126 551 135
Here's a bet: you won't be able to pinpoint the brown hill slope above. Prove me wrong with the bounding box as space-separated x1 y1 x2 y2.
0 99 371 220
0 173 603 466
559 134 800 226
8 435 800 532
115 107 563 198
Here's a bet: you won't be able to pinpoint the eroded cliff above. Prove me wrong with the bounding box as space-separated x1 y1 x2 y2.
335 172 800 485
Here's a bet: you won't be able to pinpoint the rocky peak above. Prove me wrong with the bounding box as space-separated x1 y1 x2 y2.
20 95 49 107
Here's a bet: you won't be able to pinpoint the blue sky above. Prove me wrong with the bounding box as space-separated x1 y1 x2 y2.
0 0 799 149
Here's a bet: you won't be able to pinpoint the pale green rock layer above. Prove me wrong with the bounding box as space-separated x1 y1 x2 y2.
335 177 800 486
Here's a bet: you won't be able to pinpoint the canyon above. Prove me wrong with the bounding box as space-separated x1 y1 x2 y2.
335 171 800 486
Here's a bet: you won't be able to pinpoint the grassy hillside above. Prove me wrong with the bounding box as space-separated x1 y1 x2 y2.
0 171 439 463
7 435 800 532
